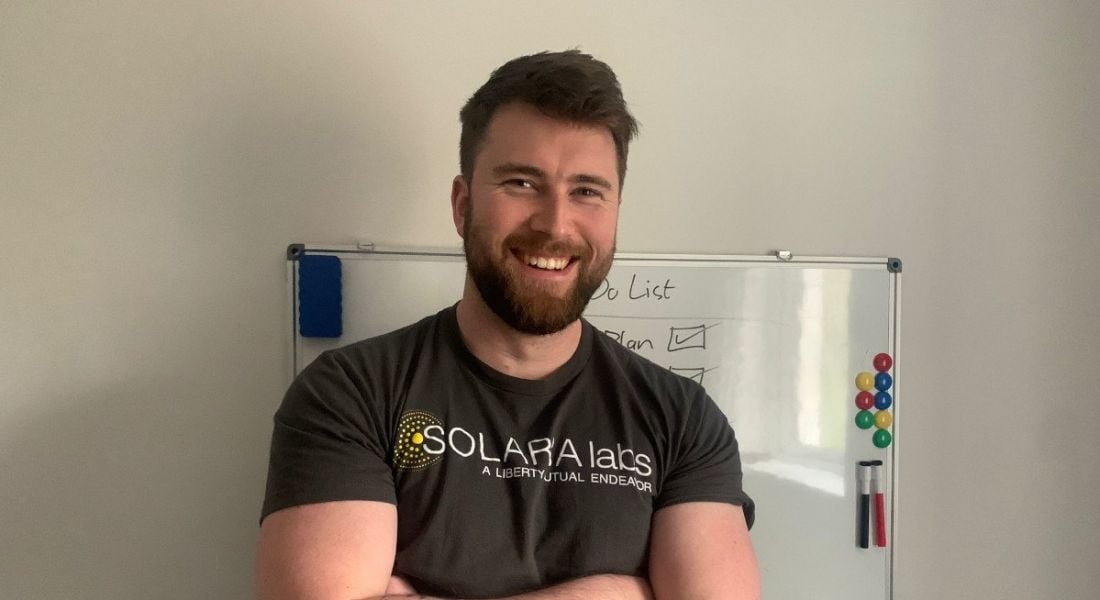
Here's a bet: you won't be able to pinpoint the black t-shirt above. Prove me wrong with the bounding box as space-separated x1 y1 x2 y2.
262 305 753 598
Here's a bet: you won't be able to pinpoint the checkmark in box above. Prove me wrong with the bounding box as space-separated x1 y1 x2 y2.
670 366 709 385
667 324 712 352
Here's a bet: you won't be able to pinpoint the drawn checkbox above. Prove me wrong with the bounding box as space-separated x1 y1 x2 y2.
670 366 708 384
667 324 708 352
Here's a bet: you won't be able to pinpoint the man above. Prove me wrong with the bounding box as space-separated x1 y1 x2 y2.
257 50 759 600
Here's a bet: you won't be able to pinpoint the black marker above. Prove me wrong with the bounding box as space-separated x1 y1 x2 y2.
857 461 872 549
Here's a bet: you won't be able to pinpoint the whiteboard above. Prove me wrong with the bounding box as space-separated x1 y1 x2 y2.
287 245 900 600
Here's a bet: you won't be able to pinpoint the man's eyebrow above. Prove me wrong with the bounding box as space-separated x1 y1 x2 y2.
570 173 614 191
491 163 546 180
491 163 615 192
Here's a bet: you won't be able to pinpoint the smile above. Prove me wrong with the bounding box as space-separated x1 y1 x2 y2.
518 253 572 271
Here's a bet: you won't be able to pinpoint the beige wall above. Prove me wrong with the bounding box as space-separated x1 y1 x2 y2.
2 2 1097 598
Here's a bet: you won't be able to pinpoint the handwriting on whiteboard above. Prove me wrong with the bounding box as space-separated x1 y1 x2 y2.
599 322 719 385
603 329 655 351
592 274 676 302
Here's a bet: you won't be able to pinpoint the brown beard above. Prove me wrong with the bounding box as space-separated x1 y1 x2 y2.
463 206 613 336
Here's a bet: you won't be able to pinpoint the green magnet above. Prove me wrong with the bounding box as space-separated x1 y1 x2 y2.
873 429 893 448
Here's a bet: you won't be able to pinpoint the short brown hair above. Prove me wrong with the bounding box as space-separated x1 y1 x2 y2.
459 50 639 188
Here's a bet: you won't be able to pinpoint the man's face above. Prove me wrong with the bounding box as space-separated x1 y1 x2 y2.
453 102 621 335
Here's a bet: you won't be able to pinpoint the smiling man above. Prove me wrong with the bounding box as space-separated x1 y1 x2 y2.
256 50 759 600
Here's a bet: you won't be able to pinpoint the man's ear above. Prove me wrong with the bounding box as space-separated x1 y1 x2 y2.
451 175 470 239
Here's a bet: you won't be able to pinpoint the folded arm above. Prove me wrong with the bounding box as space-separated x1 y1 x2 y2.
358 502 758 600
256 500 651 600
365 574 651 600
647 502 760 600
256 501 399 600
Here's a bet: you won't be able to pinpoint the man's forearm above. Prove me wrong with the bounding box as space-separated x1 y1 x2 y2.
363 573 652 600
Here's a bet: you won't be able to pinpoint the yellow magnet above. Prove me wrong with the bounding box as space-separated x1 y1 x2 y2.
856 372 875 391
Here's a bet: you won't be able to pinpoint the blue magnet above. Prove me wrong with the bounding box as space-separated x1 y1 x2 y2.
874 391 893 410
875 372 893 392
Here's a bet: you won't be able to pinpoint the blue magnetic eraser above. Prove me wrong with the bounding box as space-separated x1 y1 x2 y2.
298 255 342 338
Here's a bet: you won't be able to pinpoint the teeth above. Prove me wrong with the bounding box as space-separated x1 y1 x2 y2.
524 255 568 270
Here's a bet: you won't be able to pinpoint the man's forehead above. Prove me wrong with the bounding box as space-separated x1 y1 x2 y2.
484 102 609 138
478 104 618 179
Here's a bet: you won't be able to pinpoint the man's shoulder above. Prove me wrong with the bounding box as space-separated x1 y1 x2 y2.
309 306 452 374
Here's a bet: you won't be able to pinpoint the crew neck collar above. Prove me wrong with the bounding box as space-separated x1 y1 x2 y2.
441 304 591 396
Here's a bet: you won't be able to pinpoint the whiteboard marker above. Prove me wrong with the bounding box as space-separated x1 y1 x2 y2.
871 460 887 547
858 461 871 549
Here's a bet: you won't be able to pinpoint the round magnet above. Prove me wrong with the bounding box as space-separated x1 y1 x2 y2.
855 391 875 410
872 429 893 448
873 353 893 372
875 391 893 410
856 372 875 391
875 372 893 392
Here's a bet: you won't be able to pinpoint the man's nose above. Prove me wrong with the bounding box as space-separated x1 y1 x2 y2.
528 189 572 238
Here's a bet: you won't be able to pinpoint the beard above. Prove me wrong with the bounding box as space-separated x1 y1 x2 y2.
463 208 613 336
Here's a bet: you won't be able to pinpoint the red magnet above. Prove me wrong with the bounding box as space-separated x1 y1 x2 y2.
873 353 893 372
855 391 875 410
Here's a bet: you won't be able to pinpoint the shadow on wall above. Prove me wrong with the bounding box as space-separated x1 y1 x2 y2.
0 373 273 599
0 41 421 599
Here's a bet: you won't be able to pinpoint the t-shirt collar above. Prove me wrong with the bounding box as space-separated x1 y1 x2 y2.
442 303 592 396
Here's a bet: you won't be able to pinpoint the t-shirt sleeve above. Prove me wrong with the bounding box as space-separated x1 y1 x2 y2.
655 390 755 528
260 350 396 523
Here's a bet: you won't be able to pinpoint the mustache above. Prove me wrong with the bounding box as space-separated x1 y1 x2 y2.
504 231 592 259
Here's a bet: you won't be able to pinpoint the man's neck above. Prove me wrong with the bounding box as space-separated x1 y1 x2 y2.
455 278 582 380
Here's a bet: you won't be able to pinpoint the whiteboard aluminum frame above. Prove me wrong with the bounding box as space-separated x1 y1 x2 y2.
888 258 902 599
288 243 899 268
286 243 902 599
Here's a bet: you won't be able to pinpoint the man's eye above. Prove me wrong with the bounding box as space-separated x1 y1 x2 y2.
504 179 534 189
575 187 603 198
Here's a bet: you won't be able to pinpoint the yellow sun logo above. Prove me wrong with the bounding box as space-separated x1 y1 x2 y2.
393 410 443 470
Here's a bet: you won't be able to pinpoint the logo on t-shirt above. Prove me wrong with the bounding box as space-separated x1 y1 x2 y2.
392 409 654 493
393 409 444 470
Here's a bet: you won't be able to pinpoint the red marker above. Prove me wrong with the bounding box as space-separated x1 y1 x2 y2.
871 460 887 547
